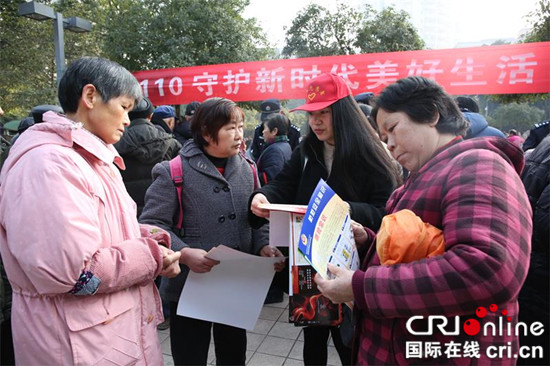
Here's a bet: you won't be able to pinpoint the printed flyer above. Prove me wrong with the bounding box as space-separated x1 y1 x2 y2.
298 179 360 280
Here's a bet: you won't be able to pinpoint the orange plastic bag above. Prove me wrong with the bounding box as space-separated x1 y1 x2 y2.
376 209 445 265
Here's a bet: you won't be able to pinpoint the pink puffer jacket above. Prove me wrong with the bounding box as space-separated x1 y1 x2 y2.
0 112 166 365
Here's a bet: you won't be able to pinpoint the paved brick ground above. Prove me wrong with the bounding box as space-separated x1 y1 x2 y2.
158 294 340 365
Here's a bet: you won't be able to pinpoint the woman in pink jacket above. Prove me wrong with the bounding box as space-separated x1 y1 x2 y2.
0 57 181 365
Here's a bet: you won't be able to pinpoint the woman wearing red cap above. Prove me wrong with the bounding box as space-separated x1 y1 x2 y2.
249 73 401 365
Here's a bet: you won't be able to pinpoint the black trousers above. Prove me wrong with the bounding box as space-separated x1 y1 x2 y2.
169 302 246 365
303 326 352 366
0 318 15 366
517 276 549 366
274 247 352 365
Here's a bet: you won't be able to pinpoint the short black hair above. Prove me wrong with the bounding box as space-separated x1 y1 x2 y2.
191 97 238 148
264 114 289 136
185 101 201 116
355 92 375 106
31 105 63 123
372 76 469 137
129 97 154 120
455 96 480 113
358 103 378 134
58 57 142 113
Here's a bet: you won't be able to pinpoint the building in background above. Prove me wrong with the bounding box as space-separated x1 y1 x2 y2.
361 0 530 49
362 0 458 49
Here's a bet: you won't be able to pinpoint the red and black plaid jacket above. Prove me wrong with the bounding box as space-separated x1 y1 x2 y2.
352 137 532 365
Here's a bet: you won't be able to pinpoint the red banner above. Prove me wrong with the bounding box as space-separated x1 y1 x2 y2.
133 42 550 105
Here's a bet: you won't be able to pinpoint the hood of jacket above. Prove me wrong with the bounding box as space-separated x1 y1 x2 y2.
173 120 189 134
464 111 488 137
150 116 172 134
425 136 525 177
464 112 505 138
1 111 123 182
114 118 176 164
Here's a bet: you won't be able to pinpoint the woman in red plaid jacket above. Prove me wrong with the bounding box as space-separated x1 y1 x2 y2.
316 76 532 365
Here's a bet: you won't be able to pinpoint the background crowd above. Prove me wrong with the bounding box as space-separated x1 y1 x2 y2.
0 57 548 366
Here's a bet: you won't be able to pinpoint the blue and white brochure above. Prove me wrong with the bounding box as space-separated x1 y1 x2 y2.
298 179 360 279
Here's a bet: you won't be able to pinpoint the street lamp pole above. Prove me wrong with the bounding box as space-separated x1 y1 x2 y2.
18 1 92 85
53 12 65 84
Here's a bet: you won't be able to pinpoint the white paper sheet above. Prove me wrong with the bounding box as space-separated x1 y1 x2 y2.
259 203 307 248
177 245 283 330
269 211 291 247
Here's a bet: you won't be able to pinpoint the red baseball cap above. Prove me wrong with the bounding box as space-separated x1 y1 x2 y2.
291 73 352 112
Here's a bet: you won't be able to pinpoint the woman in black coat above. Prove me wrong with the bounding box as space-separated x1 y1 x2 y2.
256 114 293 186
249 73 401 366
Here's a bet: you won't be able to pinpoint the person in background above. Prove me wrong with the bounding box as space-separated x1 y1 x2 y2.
9 104 64 145
0 57 181 365
249 98 301 161
2 105 65 171
315 76 532 365
140 97 283 366
354 91 375 106
507 128 525 148
114 97 181 216
115 97 181 331
235 106 249 154
152 105 176 133
29 104 64 125
256 113 293 304
518 133 549 366
523 120 550 152
0 256 14 366
174 101 200 145
249 73 400 366
455 96 506 139
358 103 378 134
257 114 292 186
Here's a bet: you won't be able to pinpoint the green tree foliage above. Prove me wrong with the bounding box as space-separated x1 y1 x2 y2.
521 0 549 43
491 103 545 133
0 0 271 117
488 93 547 105
282 4 364 58
489 0 549 105
489 39 512 46
355 6 425 53
1 0 59 116
101 0 271 71
1 0 106 116
282 4 424 58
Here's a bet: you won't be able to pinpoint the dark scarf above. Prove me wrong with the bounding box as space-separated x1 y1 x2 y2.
265 135 289 146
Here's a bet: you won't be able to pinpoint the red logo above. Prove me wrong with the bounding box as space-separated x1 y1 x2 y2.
463 304 511 336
